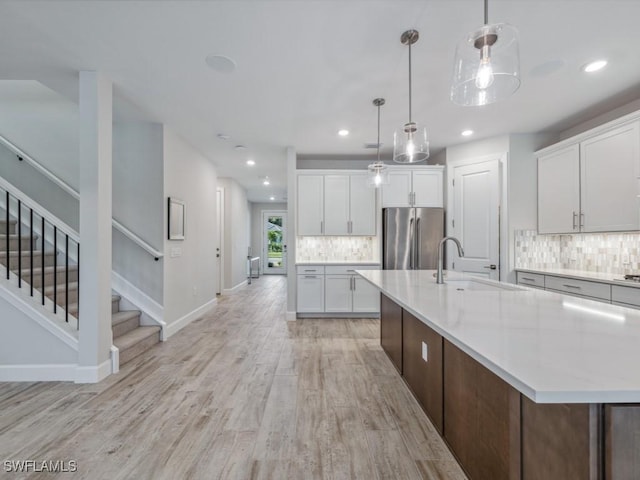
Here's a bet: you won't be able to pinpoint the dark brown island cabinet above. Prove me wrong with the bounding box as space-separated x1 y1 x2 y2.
379 293 640 480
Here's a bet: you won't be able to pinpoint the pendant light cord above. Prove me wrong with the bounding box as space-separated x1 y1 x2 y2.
408 39 412 123
376 103 381 163
484 0 488 25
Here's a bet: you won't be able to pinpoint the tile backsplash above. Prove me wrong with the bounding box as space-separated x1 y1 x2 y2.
515 230 640 275
296 236 378 262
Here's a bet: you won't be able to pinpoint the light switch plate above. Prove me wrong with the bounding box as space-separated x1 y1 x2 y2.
421 341 428 362
170 247 182 258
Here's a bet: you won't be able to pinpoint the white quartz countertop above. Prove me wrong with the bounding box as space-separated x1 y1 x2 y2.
296 261 381 266
357 269 640 404
517 267 640 288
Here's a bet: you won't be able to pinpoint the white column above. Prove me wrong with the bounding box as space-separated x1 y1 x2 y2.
286 146 297 320
77 71 113 382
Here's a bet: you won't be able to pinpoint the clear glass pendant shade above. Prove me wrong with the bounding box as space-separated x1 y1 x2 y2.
450 23 520 107
367 162 390 187
393 122 429 163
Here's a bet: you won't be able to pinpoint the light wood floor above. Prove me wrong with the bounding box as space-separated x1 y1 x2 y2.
0 276 467 480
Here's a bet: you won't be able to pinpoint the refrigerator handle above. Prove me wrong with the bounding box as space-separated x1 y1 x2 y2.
409 218 414 269
415 217 421 268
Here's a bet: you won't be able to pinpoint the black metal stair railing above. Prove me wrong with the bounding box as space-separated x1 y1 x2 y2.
2 188 80 328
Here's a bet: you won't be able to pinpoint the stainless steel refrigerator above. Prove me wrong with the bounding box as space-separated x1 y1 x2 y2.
382 207 444 269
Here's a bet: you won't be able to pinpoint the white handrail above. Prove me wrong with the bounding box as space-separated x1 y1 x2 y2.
112 219 163 260
0 135 79 200
0 134 164 260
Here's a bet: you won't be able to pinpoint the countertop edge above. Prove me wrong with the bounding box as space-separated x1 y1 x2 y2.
516 267 640 289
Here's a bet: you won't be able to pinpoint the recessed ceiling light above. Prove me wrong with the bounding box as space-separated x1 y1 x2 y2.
205 55 236 74
269 196 275 201
338 129 349 137
246 159 255 166
263 177 270 186
583 60 608 73
234 145 247 151
216 133 230 140
461 130 474 137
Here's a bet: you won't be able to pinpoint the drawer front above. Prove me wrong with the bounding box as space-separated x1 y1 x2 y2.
545 275 611 301
612 285 640 308
296 265 325 275
516 272 545 288
325 264 380 275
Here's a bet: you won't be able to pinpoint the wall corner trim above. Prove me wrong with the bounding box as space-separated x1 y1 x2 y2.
286 311 297 321
75 359 112 383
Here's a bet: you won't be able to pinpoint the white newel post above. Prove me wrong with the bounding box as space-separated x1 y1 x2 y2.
77 71 113 383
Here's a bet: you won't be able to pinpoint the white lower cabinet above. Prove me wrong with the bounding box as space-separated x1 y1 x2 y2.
297 264 380 314
297 271 325 313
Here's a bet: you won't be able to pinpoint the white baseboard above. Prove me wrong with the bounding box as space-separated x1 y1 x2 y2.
286 311 297 321
164 298 217 339
0 364 77 382
75 358 111 383
222 280 248 295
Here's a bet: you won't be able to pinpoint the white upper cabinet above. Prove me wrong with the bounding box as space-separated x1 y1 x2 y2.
297 175 324 235
538 144 580 234
537 119 640 234
580 122 640 232
349 173 376 235
323 175 350 235
381 166 444 208
298 171 376 236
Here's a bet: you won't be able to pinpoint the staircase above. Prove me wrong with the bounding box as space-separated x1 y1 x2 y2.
0 214 161 367
111 295 161 365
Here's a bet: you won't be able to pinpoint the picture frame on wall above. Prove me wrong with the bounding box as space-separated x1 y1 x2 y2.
168 197 185 240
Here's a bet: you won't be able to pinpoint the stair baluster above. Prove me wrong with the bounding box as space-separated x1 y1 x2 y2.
29 209 33 297
4 191 8 280
17 200 21 288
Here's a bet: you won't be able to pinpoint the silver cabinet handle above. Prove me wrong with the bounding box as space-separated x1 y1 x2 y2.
408 192 412 206
347 269 356 272
573 212 578 230
562 284 581 289
304 269 317 272
580 212 584 228
521 277 536 281
352 277 356 291
320 220 324 234
409 218 415 269
304 275 318 279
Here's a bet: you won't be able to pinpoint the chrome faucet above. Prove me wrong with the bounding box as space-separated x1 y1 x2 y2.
436 236 464 284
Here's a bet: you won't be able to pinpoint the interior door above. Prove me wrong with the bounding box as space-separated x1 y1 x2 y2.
263 210 287 275
451 160 500 280
215 188 223 294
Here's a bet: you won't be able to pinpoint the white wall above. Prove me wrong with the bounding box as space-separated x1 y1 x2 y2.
163 127 218 327
250 202 287 261
218 177 251 291
0 299 76 365
112 121 164 302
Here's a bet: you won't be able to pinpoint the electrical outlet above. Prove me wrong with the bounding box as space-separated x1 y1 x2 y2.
421 341 428 362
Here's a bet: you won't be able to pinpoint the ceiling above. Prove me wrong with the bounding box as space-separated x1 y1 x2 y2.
1 0 640 202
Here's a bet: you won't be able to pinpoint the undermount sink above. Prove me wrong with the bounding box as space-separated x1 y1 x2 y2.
444 279 522 292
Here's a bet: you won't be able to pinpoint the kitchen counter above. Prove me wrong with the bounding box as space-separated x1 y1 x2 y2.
357 269 640 403
296 261 380 266
517 266 640 288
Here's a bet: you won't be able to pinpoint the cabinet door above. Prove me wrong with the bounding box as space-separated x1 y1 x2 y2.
402 311 443 433
349 173 376 235
323 175 350 235
325 275 352 312
380 294 402 373
382 170 412 207
297 275 325 312
352 276 380 312
537 144 580 234
297 175 324 235
412 169 444 207
581 121 640 232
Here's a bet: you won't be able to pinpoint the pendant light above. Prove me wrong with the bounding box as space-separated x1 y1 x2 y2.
450 0 520 106
393 30 429 164
368 98 390 188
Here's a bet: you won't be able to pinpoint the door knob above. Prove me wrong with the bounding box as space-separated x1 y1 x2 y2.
483 264 497 270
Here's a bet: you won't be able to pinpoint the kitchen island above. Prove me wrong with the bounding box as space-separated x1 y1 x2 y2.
358 269 640 480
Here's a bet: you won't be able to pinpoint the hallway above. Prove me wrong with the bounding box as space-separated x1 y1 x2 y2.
0 276 466 479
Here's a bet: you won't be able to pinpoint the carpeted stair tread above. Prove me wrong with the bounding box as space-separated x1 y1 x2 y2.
113 325 161 351
112 310 141 328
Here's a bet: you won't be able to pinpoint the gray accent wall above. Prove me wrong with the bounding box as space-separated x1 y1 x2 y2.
162 127 218 324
